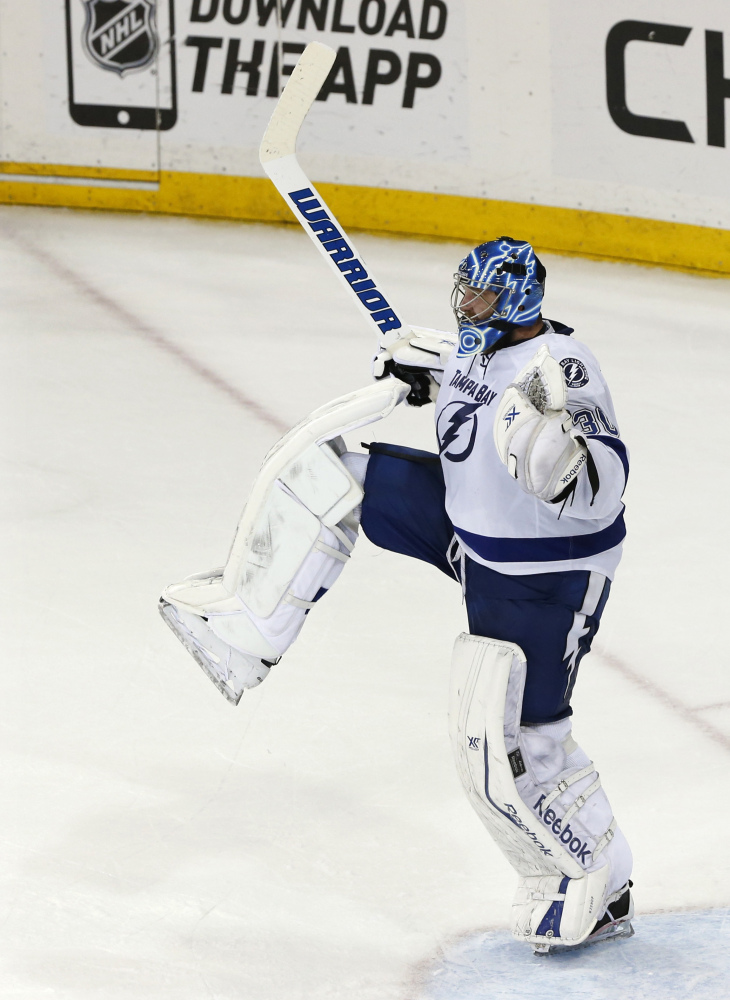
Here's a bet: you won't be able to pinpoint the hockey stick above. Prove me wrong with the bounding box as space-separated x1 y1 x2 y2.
260 42 410 350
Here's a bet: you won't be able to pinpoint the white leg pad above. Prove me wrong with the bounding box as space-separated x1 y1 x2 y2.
449 632 632 949
224 380 407 614
160 381 406 703
450 633 584 878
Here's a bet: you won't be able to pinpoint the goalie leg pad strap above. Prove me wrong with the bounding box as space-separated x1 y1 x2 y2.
520 718 632 887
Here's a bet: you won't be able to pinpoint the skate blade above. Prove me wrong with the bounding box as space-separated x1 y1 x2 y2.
159 599 242 705
533 920 634 956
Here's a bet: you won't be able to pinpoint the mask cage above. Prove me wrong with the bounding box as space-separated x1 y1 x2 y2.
451 275 515 327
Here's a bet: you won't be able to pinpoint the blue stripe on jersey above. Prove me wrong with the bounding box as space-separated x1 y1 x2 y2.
455 510 626 563
592 435 629 482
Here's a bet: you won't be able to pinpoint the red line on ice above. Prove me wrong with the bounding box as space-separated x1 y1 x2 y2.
597 648 730 753
7 229 289 434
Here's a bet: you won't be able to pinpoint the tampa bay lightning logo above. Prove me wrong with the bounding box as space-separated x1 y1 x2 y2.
437 402 480 462
560 357 589 388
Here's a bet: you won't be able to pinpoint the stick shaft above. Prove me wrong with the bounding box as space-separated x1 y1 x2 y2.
259 43 409 349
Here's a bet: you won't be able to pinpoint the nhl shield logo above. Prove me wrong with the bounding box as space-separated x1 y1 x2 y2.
82 0 157 76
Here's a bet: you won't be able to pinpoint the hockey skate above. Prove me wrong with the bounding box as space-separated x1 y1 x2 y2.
533 882 634 956
159 594 279 705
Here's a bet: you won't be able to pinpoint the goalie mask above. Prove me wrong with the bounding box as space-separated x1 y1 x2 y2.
452 238 546 356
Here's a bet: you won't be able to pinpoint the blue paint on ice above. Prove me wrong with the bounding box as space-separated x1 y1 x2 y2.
420 909 730 1000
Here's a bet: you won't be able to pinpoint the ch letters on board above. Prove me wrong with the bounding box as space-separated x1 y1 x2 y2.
606 19 730 148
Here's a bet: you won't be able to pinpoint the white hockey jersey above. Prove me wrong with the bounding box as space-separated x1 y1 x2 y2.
435 320 628 578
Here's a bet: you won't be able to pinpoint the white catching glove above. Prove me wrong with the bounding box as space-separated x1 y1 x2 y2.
493 344 587 502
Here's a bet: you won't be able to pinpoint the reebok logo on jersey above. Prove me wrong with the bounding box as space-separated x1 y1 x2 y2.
288 188 402 335
448 369 498 405
534 794 592 865
560 357 589 388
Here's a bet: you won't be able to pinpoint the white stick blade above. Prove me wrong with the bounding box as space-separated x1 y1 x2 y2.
260 42 336 163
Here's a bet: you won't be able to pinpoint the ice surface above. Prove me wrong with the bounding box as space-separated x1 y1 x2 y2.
0 205 728 998
416 910 730 1000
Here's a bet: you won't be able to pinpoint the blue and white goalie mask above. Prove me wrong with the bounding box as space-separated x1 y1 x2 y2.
452 238 546 356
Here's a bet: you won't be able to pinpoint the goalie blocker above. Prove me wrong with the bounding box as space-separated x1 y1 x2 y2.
160 379 408 704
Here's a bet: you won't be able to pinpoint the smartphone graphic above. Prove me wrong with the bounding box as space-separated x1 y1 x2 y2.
65 0 177 130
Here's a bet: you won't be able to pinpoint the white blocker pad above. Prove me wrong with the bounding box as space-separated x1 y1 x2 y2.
449 633 632 949
372 327 457 377
160 380 408 704
392 327 457 370
493 344 587 501
372 327 458 403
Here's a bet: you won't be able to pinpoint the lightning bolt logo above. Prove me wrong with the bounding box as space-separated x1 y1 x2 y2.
437 402 480 463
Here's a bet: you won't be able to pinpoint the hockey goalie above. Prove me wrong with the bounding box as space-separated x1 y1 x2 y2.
159 235 634 955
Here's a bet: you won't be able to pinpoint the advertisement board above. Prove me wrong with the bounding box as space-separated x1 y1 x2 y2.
1 0 730 273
